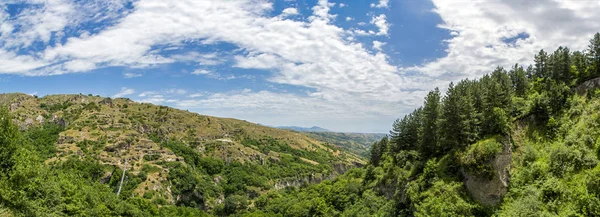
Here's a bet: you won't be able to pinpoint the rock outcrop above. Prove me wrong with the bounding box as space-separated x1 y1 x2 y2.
575 77 600 95
463 137 512 206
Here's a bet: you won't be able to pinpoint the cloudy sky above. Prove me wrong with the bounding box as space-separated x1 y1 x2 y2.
1 0 599 133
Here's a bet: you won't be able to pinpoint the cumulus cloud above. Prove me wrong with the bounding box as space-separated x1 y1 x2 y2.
191 69 212 75
404 0 600 80
373 40 386 51
371 14 389 36
370 0 389 9
113 87 135 98
281 8 299 17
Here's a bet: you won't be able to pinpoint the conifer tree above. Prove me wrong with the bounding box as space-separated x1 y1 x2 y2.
419 88 441 157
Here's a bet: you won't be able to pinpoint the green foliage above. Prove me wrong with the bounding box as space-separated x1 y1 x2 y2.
413 181 475 217
458 137 502 178
0 108 20 176
40 101 73 113
222 194 248 215
168 163 219 209
22 123 64 159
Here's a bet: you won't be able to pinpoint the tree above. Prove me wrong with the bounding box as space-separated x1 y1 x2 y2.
0 108 19 176
509 64 529 97
440 80 477 151
369 141 382 167
479 69 512 136
223 195 249 215
390 108 421 153
549 46 571 84
589 32 600 77
534 49 549 79
419 88 441 157
572 51 589 83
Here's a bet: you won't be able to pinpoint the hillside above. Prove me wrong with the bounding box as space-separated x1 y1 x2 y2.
302 132 386 157
0 93 362 216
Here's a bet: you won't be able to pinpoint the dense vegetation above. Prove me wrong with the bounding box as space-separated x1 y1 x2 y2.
243 33 600 216
0 32 599 216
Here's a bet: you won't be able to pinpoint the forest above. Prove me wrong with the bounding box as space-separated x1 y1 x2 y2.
0 32 599 216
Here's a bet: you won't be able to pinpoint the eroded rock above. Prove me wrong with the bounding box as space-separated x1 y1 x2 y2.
463 136 512 206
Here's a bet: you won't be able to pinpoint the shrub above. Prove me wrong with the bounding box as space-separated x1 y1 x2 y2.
459 137 503 178
413 180 475 217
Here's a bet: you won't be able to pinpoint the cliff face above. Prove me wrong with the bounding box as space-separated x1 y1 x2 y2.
463 136 512 206
575 77 600 95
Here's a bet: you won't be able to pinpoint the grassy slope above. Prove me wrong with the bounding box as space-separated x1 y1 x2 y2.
0 93 363 208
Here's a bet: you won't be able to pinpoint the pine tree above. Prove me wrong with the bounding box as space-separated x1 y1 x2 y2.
572 51 589 82
588 32 600 77
369 141 382 167
509 64 529 97
419 88 441 157
549 46 571 84
534 49 549 79
390 109 421 153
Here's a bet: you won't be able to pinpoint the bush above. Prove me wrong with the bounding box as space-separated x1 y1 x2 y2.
459 137 503 178
223 195 249 215
413 180 475 217
549 143 597 178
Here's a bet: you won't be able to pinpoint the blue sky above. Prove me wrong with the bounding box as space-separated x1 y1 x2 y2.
1 0 599 133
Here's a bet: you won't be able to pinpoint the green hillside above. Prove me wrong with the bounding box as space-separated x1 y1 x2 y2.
302 132 386 157
233 33 600 216
0 93 362 216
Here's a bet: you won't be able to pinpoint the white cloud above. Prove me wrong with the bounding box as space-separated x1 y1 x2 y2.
281 8 299 17
345 16 354 21
405 0 600 81
373 40 386 51
339 3 346 8
166 88 187 95
371 14 389 36
124 72 142 78
191 69 211 75
113 87 135 98
138 91 157 97
0 0 74 49
370 0 389 9
170 52 222 66
188 93 204 98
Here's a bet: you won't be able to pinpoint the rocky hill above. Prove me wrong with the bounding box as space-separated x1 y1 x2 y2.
0 93 363 214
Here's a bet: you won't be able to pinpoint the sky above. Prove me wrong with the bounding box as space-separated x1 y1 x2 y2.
1 0 600 133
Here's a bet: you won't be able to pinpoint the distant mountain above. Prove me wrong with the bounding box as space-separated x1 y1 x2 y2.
276 125 330 132
303 132 387 157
